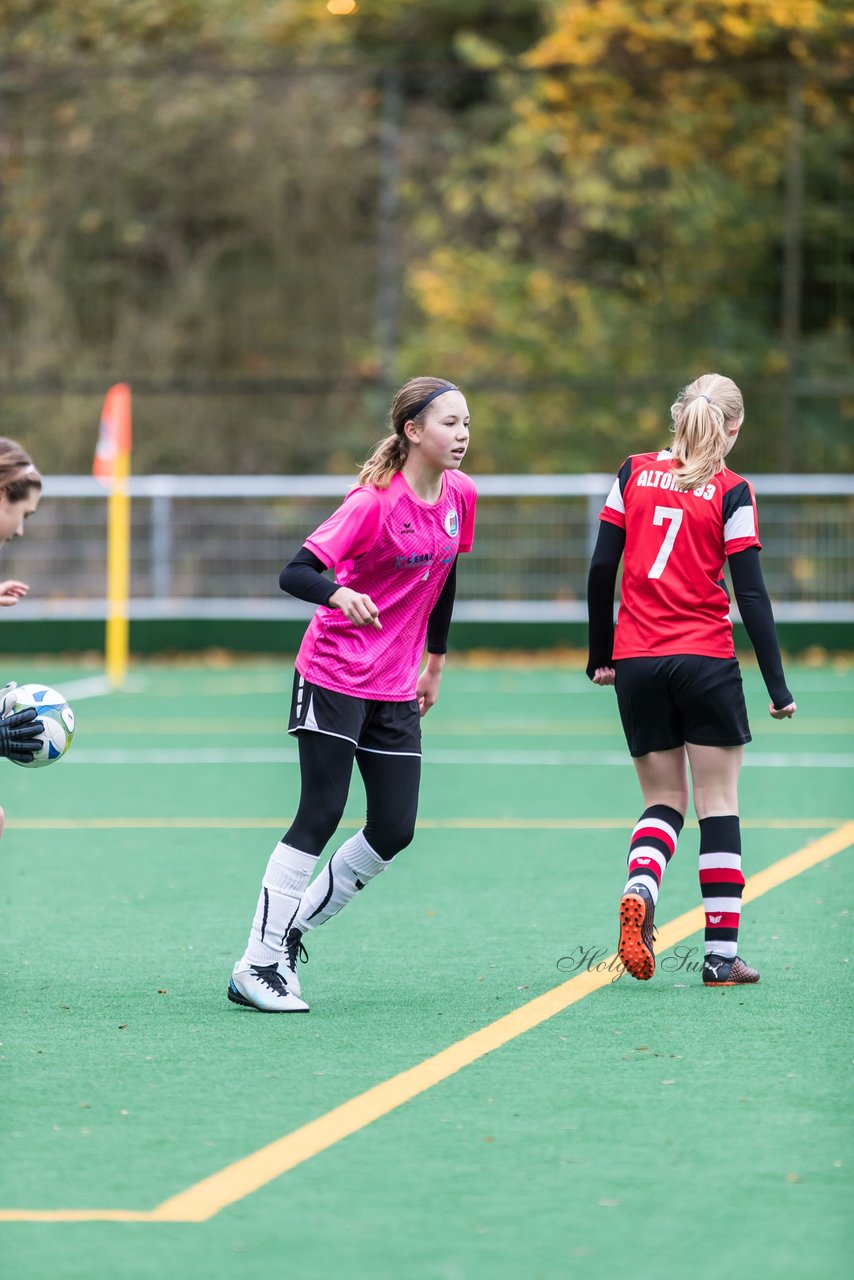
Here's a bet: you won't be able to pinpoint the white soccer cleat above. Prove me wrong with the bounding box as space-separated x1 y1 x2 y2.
282 928 309 998
227 961 309 1013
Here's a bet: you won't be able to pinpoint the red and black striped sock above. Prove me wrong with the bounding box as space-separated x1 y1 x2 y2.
698 815 744 959
623 804 684 905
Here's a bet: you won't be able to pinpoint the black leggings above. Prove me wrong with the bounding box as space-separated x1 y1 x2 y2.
285 731 421 861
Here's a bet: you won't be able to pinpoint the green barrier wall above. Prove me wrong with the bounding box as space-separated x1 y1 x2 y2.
0 620 850 656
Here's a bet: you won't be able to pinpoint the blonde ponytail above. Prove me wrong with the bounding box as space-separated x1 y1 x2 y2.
670 373 744 490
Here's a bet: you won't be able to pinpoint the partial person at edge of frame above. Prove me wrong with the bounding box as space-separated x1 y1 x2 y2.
0 438 49 834
229 377 476 1012
586 373 796 988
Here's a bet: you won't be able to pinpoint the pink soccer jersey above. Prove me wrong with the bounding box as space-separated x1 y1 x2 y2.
297 468 477 699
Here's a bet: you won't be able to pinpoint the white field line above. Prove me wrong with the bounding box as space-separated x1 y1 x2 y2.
57 747 854 768
50 676 146 701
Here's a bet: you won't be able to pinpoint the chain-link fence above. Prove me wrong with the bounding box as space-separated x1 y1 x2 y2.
5 475 852 623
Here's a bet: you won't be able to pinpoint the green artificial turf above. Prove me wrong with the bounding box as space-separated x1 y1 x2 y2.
1 661 851 1279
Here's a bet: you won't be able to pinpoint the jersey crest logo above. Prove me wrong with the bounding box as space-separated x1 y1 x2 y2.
444 510 459 537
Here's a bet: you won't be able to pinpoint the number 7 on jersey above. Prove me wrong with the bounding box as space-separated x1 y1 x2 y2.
648 505 683 579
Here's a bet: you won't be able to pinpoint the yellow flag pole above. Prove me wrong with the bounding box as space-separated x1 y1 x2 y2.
105 447 131 689
94 383 132 688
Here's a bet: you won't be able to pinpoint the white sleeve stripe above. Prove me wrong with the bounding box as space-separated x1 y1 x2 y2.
604 477 625 514
723 504 756 543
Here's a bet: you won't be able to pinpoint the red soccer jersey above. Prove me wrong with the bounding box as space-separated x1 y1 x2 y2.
599 449 761 659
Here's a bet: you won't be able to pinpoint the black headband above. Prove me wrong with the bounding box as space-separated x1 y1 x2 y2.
407 383 457 420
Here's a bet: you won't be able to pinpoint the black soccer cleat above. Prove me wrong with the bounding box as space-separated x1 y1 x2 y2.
702 954 760 986
618 883 656 980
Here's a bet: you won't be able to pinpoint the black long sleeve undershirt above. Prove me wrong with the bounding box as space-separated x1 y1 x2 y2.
728 546 792 709
279 545 339 607
279 544 458 655
586 522 625 678
426 557 457 654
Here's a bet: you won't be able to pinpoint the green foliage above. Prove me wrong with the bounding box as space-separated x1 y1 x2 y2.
399 3 854 471
0 1 851 472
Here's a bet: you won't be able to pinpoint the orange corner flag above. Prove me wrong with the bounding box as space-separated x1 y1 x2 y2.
93 383 132 484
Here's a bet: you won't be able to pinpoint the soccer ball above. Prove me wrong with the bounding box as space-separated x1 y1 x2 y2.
10 683 75 768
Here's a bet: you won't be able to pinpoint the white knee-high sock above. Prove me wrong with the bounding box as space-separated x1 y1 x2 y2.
242 842 316 966
292 830 387 934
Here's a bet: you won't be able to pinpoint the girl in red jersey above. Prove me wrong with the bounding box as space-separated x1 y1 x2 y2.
586 373 796 986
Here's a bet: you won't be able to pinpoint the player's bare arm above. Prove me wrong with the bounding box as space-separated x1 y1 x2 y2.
416 654 445 716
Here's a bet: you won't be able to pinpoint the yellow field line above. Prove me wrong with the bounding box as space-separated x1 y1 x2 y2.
8 816 849 832
2 821 853 1226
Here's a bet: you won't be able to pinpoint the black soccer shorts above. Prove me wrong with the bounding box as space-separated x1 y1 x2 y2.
614 654 751 758
287 671 422 757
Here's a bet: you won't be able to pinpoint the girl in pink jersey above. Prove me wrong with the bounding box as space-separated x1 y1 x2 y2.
586 373 796 988
229 378 476 1012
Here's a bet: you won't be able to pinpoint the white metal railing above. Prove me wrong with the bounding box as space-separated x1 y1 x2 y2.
4 474 853 623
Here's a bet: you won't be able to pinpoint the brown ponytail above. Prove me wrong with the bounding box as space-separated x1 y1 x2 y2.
358 377 457 489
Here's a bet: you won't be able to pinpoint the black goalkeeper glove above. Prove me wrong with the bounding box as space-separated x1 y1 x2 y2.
0 707 45 763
